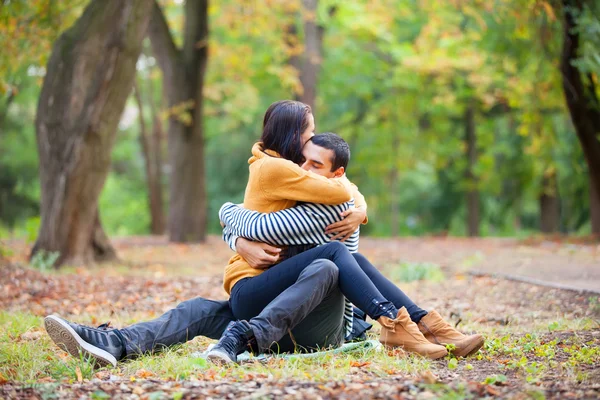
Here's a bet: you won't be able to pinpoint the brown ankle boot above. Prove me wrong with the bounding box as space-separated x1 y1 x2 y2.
418 310 484 357
378 307 448 360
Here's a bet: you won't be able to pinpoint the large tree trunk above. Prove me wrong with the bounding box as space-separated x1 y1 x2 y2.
540 171 560 233
560 0 600 235
32 0 153 266
133 80 166 234
465 103 479 237
148 0 208 243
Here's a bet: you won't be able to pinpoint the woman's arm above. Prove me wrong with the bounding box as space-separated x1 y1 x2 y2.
259 159 353 205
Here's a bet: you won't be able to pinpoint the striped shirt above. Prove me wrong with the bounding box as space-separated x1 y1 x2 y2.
219 200 360 339
220 201 359 253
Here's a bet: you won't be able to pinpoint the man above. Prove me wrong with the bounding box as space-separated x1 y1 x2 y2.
45 133 371 367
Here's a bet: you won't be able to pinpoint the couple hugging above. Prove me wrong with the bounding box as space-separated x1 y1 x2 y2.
44 100 484 367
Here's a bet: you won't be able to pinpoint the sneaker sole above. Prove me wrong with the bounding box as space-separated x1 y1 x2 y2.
206 349 236 365
44 315 117 368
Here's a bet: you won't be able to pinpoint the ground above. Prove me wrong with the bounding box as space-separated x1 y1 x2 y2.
0 236 599 399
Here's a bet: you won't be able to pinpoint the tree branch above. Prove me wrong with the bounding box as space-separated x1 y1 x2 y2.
148 0 180 88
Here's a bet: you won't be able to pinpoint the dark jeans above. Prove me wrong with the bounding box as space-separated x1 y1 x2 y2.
119 259 350 356
231 242 427 323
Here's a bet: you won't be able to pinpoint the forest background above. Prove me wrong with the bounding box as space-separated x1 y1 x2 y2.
1 0 599 266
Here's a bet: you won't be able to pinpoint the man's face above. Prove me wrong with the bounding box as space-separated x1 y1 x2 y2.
300 141 343 178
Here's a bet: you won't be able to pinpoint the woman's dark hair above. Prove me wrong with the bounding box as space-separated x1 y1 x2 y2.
261 100 312 164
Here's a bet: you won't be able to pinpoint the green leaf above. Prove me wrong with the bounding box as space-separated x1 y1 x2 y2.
91 391 111 400
448 358 458 370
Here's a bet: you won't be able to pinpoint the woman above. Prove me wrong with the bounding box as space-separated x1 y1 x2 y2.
224 100 483 360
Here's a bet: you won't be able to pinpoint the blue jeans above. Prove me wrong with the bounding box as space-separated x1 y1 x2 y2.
231 242 427 323
119 259 352 355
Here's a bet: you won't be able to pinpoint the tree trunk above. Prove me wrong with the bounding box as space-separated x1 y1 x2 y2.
465 103 479 237
389 133 400 237
298 0 320 110
32 0 153 266
560 0 600 235
286 0 323 111
133 80 165 234
0 87 16 134
540 172 560 233
148 0 208 243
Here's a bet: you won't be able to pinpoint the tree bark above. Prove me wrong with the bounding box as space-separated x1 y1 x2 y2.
298 0 320 110
133 80 166 234
32 0 153 266
0 87 16 135
540 172 560 233
148 0 208 242
389 133 400 237
560 0 600 235
286 0 323 111
465 102 479 237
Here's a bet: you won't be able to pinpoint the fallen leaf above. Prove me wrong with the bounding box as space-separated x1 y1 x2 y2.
486 385 500 396
20 331 43 341
420 370 439 384
349 361 371 368
133 386 144 395
75 366 83 382
135 369 155 379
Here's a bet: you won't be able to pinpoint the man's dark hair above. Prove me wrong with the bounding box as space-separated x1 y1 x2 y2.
309 132 350 171
261 100 312 165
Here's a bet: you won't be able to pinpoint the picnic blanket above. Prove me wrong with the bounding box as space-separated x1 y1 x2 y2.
193 340 382 363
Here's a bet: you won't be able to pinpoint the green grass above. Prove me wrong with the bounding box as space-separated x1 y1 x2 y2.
0 312 96 382
0 311 432 383
1 309 598 391
387 262 446 283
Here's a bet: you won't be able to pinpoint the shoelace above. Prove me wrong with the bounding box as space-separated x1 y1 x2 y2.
97 322 112 330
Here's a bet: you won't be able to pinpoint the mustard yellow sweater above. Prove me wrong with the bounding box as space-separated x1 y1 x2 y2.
223 142 366 294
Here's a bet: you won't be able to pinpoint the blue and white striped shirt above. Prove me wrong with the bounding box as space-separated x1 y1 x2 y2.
219 200 360 339
220 200 359 253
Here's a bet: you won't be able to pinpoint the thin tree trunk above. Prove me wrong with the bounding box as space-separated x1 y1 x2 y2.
32 0 153 266
298 0 320 110
0 87 16 134
133 80 166 234
147 72 166 234
389 133 400 237
465 102 479 237
148 0 208 242
286 0 323 111
559 0 600 235
540 171 560 233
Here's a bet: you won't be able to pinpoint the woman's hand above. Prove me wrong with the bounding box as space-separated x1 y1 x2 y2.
325 207 366 241
236 238 281 269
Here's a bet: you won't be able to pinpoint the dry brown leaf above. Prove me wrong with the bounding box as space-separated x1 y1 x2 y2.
20 331 43 341
75 366 83 383
420 370 439 384
135 369 155 379
133 386 145 395
349 361 371 368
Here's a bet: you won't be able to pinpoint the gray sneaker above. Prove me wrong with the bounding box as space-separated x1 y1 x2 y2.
206 320 256 365
44 315 126 368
